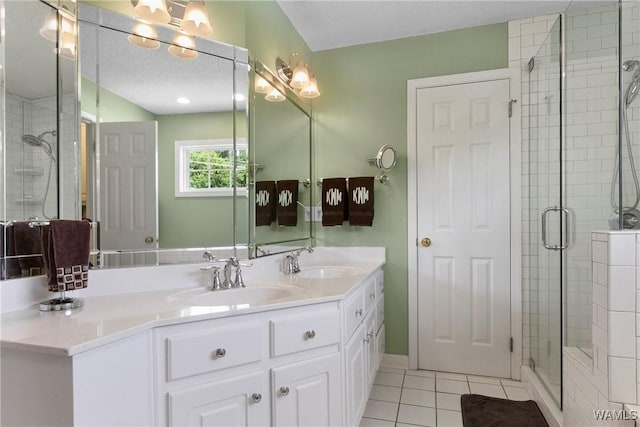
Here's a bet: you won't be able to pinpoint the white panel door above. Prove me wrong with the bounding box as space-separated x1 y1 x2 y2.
416 79 511 377
272 353 341 427
99 121 158 251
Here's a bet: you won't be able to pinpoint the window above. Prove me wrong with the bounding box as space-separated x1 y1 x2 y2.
175 139 248 197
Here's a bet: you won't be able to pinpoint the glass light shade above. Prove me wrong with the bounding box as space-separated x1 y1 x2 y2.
134 0 171 25
180 0 213 37
290 61 310 89
59 31 76 60
39 11 58 42
254 76 271 94
265 87 286 102
299 77 320 98
168 31 198 59
128 21 160 49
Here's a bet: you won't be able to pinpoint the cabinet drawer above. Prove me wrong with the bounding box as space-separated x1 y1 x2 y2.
343 290 365 340
376 294 385 332
363 278 377 313
166 322 265 381
271 308 340 357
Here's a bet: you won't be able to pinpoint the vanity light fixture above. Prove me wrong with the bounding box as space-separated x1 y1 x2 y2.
265 87 286 102
180 0 213 37
39 10 77 59
128 20 161 49
134 0 171 25
167 30 198 59
254 76 272 94
275 55 321 99
299 74 320 98
129 0 214 60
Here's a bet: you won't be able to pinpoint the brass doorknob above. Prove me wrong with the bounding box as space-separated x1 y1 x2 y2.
421 237 432 247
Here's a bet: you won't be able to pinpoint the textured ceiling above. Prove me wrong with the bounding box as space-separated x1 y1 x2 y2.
276 0 615 52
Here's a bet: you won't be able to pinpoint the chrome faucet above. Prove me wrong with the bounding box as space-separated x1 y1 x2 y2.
282 247 314 274
200 252 252 291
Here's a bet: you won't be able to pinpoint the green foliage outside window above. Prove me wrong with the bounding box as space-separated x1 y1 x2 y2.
188 148 248 190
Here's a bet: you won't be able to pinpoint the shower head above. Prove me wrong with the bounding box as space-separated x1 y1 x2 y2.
623 60 640 107
623 60 640 72
21 130 55 159
624 70 640 108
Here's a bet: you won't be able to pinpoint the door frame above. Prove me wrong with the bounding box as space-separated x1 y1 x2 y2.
407 68 522 378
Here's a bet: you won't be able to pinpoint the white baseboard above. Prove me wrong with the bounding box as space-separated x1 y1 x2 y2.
381 353 409 369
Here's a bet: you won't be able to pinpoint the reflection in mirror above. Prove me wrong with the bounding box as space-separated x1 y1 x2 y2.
0 0 79 280
78 4 249 268
249 64 313 257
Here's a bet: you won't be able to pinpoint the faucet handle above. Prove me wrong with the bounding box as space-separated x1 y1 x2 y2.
202 251 216 262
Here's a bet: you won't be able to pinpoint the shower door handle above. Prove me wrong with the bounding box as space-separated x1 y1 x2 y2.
541 206 571 251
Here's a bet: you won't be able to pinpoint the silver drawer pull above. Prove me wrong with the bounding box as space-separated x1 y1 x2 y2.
251 393 262 403
280 386 290 396
370 292 375 300
305 330 316 339
355 308 363 317
215 348 226 358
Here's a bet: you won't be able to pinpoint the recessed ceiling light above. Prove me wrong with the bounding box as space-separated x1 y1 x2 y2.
177 96 191 104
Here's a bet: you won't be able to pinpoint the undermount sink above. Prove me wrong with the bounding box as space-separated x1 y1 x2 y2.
168 284 308 307
295 266 364 279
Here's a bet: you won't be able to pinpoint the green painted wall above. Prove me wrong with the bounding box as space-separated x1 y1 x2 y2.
157 112 248 248
311 23 508 356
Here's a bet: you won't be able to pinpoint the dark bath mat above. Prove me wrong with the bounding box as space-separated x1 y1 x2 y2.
461 394 549 427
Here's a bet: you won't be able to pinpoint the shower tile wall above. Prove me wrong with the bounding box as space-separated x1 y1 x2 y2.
4 92 77 221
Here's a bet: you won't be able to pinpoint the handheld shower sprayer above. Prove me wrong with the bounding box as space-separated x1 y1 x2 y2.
21 130 56 159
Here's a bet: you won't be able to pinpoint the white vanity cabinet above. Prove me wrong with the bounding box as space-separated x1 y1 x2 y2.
343 269 384 427
155 302 342 427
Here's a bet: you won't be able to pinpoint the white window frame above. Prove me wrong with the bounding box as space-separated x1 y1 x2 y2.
174 138 248 197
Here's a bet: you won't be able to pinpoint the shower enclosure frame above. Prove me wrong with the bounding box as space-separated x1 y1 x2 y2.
527 0 640 411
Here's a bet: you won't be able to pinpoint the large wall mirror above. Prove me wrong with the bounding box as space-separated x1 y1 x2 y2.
1 1 314 279
0 0 79 280
248 62 313 257
78 4 250 268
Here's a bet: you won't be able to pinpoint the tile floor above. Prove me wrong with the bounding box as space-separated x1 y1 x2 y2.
359 367 531 427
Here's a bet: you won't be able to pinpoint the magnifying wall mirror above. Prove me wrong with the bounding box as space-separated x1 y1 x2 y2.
369 144 397 172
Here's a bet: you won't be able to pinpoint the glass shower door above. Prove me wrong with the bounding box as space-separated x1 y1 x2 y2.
528 16 562 406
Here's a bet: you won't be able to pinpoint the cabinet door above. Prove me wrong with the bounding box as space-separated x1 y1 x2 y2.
272 353 341 427
168 371 268 427
364 311 377 389
345 327 366 426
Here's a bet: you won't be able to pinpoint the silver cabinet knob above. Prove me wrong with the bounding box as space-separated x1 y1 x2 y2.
215 348 226 358
251 393 262 403
355 309 363 317
370 292 375 300
145 236 154 244
305 330 316 339
280 386 290 396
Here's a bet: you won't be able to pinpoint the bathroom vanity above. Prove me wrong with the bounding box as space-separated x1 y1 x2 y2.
0 250 385 426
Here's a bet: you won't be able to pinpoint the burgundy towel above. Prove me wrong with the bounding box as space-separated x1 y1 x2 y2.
255 181 277 226
13 221 45 275
1 224 21 278
42 220 90 292
348 177 375 226
322 178 348 226
276 180 299 226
